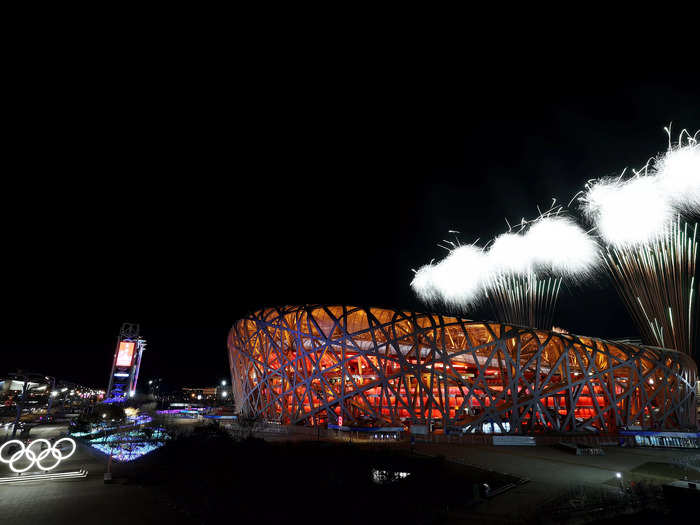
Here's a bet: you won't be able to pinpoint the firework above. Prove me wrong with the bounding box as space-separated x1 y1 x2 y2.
411 211 599 329
605 219 697 355
410 263 441 304
411 245 488 308
487 232 533 275
482 215 599 328
525 215 600 279
580 174 674 248
579 129 699 357
484 272 562 329
655 130 700 214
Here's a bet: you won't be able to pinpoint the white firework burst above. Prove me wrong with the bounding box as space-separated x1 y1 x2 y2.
580 174 674 248
655 130 700 215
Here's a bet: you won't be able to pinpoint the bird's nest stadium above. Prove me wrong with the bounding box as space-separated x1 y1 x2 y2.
227 305 697 433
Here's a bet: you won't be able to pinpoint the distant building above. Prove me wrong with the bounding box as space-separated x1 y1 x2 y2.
0 375 104 419
182 387 217 402
0 379 44 393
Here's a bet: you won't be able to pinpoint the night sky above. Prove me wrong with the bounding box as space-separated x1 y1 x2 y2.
2 63 698 389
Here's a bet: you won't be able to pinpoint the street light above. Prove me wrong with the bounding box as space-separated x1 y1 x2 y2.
221 391 227 397
221 380 227 386
616 472 623 490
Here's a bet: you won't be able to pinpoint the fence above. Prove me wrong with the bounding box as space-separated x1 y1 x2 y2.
221 421 700 450
412 432 619 447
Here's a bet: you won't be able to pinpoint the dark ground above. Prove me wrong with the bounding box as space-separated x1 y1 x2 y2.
118 426 518 524
2 423 699 524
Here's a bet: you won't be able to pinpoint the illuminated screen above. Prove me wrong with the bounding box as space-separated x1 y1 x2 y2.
116 341 135 367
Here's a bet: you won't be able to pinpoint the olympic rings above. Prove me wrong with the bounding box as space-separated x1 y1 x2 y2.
0 437 76 473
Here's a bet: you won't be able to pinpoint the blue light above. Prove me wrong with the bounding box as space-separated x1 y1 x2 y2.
90 441 164 462
85 427 170 462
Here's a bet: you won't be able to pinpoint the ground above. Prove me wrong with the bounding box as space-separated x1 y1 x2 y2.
414 441 700 522
1 423 698 524
0 425 187 524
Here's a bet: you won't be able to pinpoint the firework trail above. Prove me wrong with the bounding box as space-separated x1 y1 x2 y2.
605 219 697 354
482 213 599 328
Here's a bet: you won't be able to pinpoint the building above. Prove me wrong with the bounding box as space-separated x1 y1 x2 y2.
182 387 217 402
228 305 697 433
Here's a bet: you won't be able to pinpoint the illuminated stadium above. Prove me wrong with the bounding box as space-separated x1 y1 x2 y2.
228 305 697 433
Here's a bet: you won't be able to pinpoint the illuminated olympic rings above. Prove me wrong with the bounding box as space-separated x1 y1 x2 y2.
0 438 76 473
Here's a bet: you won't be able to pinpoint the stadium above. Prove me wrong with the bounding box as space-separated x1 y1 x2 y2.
228 305 697 433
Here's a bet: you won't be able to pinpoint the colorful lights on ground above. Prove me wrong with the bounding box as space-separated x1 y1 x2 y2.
156 407 207 417
70 428 104 437
127 414 152 425
90 441 164 462
85 427 170 462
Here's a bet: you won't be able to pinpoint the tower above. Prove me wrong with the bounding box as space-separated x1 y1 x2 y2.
106 323 146 402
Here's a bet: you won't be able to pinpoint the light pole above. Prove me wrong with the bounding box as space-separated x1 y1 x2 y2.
9 371 53 438
45 376 56 416
219 380 227 407
11 380 29 439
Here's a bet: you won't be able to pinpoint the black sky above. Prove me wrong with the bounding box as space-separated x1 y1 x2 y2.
2 52 698 388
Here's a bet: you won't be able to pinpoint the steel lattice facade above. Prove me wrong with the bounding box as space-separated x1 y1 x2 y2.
228 305 697 433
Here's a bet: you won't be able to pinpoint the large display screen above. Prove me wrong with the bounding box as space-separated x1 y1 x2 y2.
116 341 135 367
